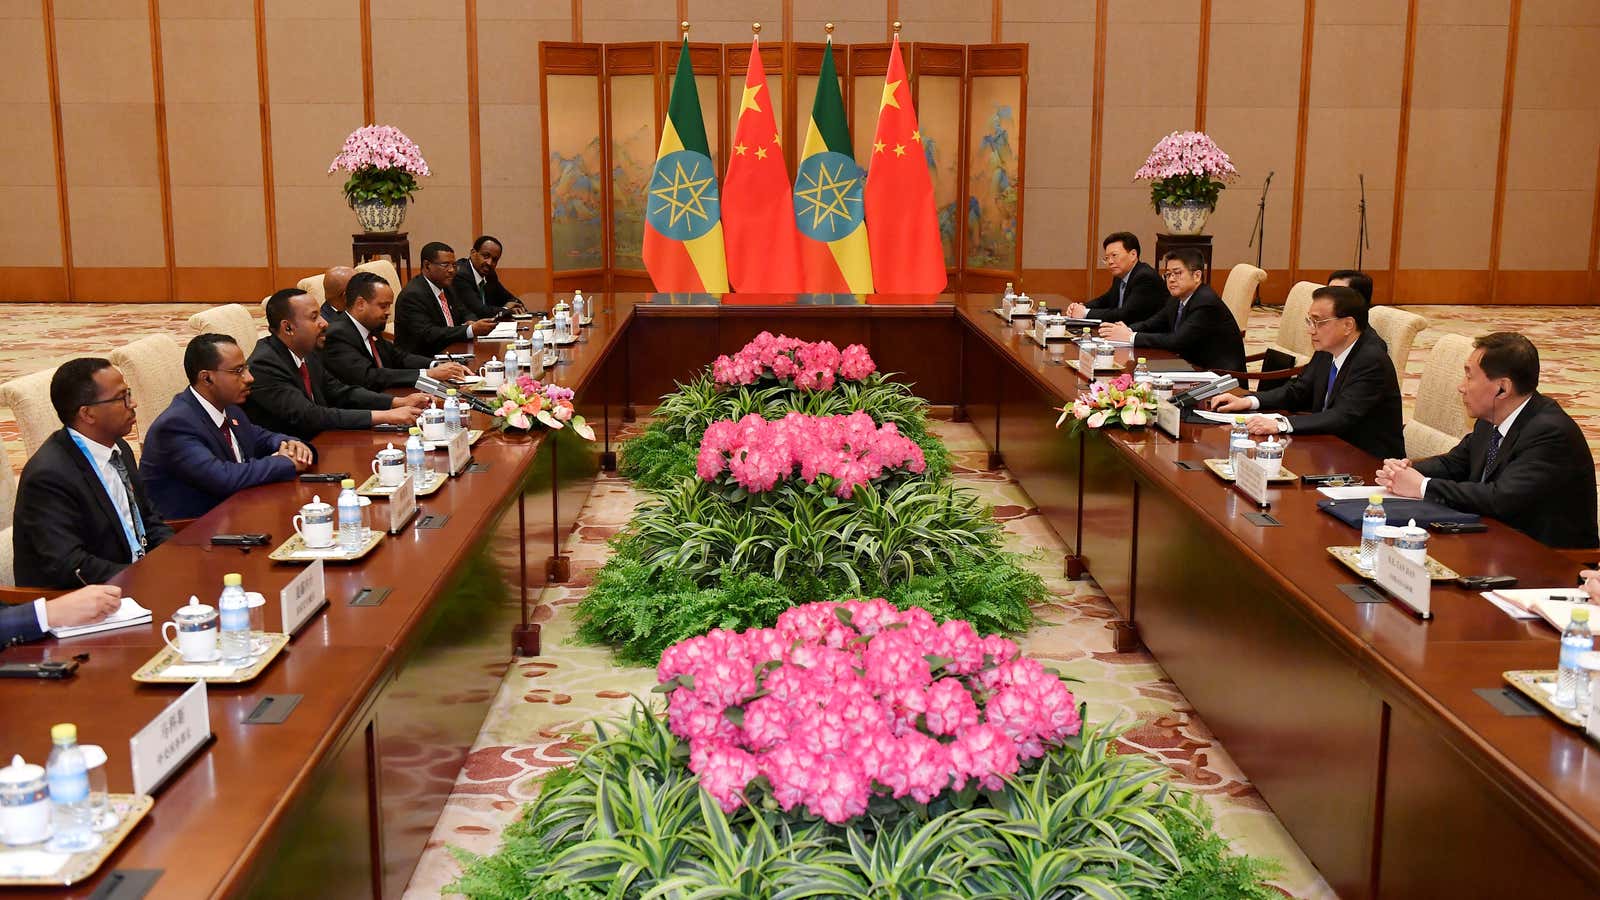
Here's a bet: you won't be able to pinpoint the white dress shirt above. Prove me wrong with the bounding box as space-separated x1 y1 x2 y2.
190 387 241 462
67 427 137 556
1249 334 1360 433
1417 395 1530 497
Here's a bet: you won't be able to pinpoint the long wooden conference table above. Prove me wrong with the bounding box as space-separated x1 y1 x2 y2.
2 293 1597 898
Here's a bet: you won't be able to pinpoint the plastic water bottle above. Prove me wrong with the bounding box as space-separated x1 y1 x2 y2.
444 389 463 434
1359 495 1386 571
1555 607 1593 708
1230 415 1248 446
1133 357 1152 384
217 572 251 664
571 290 585 331
338 478 363 552
554 306 572 343
503 344 520 381
405 427 427 484
46 723 98 853
530 329 546 366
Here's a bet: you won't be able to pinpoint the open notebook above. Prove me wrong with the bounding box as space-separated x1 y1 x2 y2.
49 597 152 639
1484 588 1590 631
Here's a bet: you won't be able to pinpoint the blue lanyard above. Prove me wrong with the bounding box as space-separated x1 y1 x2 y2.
68 432 146 559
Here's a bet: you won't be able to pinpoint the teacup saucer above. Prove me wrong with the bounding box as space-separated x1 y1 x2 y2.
174 650 222 664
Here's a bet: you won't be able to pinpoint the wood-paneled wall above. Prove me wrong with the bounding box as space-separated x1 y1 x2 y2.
1 0 1595 304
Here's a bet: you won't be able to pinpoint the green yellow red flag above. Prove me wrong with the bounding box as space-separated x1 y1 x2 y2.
643 37 729 293
793 38 873 294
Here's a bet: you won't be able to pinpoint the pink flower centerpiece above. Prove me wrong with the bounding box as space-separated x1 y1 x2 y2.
696 411 924 498
1133 130 1237 234
657 599 1083 823
1055 373 1155 432
490 375 595 439
712 332 877 390
328 124 432 230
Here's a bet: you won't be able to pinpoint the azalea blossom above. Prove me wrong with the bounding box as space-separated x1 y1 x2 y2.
697 411 925 498
711 332 877 390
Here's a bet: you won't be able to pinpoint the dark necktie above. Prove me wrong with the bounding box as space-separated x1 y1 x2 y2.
107 448 148 558
1324 362 1339 408
1174 300 1187 328
219 419 238 461
369 334 384 368
478 277 487 306
1116 278 1126 308
298 360 314 399
1482 428 1502 482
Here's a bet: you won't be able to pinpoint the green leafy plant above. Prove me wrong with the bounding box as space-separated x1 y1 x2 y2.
446 702 1281 900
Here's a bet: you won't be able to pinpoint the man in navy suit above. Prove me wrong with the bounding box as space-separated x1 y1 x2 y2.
1096 247 1247 372
2 584 124 647
139 333 315 519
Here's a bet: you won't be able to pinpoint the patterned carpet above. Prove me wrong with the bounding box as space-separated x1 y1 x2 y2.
2 301 1597 899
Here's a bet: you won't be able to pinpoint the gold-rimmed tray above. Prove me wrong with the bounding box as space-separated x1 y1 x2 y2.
1327 545 1459 582
269 528 383 563
1502 670 1584 728
0 794 153 887
1069 359 1123 373
989 307 1035 319
132 632 289 684
1202 458 1299 483
422 428 483 451
355 470 444 498
1025 331 1077 347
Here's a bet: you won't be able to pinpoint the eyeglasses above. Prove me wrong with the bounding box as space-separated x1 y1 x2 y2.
427 259 455 270
208 364 251 377
1304 315 1343 329
83 390 133 410
1161 270 1190 281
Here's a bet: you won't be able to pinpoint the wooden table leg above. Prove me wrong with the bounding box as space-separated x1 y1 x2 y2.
512 491 540 656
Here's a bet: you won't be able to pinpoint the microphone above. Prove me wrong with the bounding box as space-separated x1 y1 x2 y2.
416 374 500 416
1172 375 1240 408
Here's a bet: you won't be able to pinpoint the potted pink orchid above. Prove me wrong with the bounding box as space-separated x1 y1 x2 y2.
1134 130 1237 235
328 124 431 232
490 375 595 439
1055 373 1156 433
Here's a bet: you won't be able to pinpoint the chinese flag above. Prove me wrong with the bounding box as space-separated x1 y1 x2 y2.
723 39 803 292
863 35 947 294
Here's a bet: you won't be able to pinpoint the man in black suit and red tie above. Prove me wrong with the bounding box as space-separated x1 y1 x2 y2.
1378 332 1598 549
325 271 472 391
1096 247 1247 372
1205 285 1404 460
243 288 427 441
452 234 526 318
394 241 497 357
1066 232 1167 324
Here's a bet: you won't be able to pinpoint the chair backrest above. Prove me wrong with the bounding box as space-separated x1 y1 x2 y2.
0 366 62 459
1271 281 1322 363
109 334 188 429
355 258 402 295
1219 263 1267 332
1405 333 1475 459
1368 306 1427 376
186 304 262 358
0 438 15 531
0 526 13 588
295 273 328 307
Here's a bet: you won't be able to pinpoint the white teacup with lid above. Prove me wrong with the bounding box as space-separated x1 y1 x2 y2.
1255 438 1285 479
161 595 219 662
372 443 405 487
420 405 448 443
293 495 336 549
1397 519 1430 564
0 754 51 846
480 358 505 390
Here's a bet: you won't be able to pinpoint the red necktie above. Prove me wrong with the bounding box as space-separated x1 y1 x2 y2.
436 288 455 327
369 334 383 368
219 419 238 461
298 360 314 398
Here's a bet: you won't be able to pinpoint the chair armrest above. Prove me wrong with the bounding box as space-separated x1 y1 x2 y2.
0 586 61 604
1211 363 1308 389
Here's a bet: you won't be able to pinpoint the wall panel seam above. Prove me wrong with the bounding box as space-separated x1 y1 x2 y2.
41 0 73 298
467 0 483 237
1195 0 1210 132
360 0 375 122
1486 0 1520 301
1387 0 1419 299
254 0 277 287
1083 0 1107 298
1286 0 1313 286
148 0 176 300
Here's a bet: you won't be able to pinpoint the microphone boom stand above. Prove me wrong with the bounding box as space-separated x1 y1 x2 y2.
1247 171 1273 306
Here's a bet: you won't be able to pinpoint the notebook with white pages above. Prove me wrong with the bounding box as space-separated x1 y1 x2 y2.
48 597 152 639
1484 588 1591 631
1191 408 1292 429
483 321 518 341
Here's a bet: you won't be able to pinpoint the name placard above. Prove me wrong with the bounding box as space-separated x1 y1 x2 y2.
1078 342 1095 374
130 680 211 795
1155 400 1181 439
446 429 471 476
1234 455 1270 507
279 558 326 637
387 474 417 534
1374 544 1432 619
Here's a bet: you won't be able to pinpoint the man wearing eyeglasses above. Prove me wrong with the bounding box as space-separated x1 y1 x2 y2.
137 333 315 519
1097 247 1245 372
394 241 498 356
1206 285 1404 460
12 358 174 589
1066 232 1166 324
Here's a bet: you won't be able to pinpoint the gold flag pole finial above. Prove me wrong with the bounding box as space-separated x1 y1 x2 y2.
825 22 835 42
680 20 690 37
752 22 762 36
893 20 902 36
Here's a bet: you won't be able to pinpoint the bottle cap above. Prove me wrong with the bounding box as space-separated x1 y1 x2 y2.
1574 607 1591 624
447 388 458 396
1370 494 1384 504
1234 416 1246 423
51 723 77 743
341 478 356 489
223 573 242 587
1137 357 1147 364
409 426 422 435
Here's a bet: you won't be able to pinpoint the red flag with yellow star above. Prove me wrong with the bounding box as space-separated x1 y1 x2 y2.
722 39 802 291
864 36 947 293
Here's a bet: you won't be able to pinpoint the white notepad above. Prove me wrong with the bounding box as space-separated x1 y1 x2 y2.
49 597 152 639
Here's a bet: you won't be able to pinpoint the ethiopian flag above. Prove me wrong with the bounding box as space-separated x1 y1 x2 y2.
793 39 873 294
643 38 728 294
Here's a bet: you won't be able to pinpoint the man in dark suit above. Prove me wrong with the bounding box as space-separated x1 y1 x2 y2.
1206 285 1403 459
1097 247 1246 372
394 241 497 356
244 287 427 441
2 584 124 646
138 333 315 519
1328 269 1373 303
451 234 525 318
12 358 175 588
1378 332 1598 549
1066 232 1166 324
325 271 472 391
320 265 355 323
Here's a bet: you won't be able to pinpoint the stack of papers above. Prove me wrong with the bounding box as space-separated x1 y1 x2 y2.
50 597 151 639
1484 588 1590 630
483 321 517 341
1190 409 1292 428
1317 486 1389 500
1164 370 1227 384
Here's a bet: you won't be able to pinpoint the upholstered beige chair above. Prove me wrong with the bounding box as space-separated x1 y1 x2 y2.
1269 281 1321 365
1368 306 1428 376
0 440 15 531
1219 263 1267 333
109 334 188 428
1404 333 1474 460
0 366 62 459
295 273 328 307
0 526 13 588
187 303 263 357
355 258 402 295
